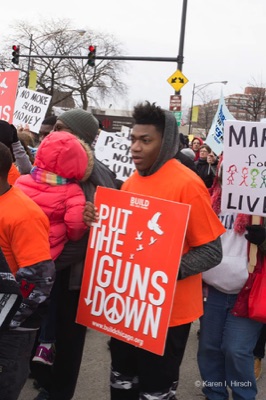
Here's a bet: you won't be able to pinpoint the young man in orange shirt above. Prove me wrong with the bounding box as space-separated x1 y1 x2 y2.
84 101 225 400
0 142 55 400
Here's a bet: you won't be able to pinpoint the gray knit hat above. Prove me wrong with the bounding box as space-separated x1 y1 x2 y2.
58 109 99 146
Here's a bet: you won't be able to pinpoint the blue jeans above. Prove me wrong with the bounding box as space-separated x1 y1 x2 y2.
197 285 262 400
253 324 266 359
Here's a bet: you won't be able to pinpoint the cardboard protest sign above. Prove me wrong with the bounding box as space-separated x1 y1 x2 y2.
95 130 135 181
205 91 235 156
0 70 20 123
13 88 51 133
222 119 266 217
76 187 190 355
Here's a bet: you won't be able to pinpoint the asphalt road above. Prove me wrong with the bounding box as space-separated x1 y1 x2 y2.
19 320 266 400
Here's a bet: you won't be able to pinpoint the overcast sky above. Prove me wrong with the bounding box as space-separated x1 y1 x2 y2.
1 0 265 112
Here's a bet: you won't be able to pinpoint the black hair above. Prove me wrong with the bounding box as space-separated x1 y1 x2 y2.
115 179 123 189
42 115 57 126
132 101 165 135
0 142 12 178
97 120 104 130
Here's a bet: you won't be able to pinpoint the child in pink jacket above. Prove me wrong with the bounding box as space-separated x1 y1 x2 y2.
15 130 94 365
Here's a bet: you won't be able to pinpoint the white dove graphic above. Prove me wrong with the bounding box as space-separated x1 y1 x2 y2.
147 212 164 235
0 78 8 89
149 236 157 245
135 231 143 240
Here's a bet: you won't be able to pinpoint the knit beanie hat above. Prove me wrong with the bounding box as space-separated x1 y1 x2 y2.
0 120 16 149
58 109 99 146
181 147 195 161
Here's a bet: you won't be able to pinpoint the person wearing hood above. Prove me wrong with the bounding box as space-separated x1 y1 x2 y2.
191 136 204 161
15 131 93 261
31 109 117 400
83 101 225 400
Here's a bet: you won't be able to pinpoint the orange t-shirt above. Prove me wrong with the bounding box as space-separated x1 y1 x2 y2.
8 163 21 185
0 186 52 274
122 159 225 326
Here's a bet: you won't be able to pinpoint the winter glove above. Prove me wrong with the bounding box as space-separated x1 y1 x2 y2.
10 124 19 143
245 225 266 245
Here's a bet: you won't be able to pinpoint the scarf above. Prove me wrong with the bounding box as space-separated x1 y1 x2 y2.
30 166 74 186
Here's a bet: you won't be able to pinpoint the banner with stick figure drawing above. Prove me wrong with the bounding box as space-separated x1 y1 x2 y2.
222 120 266 217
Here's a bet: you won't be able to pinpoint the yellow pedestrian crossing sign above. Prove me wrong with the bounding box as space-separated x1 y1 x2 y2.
167 70 189 91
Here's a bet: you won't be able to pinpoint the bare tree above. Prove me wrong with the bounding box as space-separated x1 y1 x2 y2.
230 78 266 121
0 19 128 113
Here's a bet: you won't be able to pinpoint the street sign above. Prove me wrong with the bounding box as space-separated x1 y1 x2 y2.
167 70 188 92
169 94 182 111
173 111 182 126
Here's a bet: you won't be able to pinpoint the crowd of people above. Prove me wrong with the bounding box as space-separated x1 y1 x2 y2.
0 102 265 400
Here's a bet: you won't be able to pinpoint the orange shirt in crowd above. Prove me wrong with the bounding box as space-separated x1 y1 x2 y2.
0 186 52 274
8 163 21 185
122 159 225 327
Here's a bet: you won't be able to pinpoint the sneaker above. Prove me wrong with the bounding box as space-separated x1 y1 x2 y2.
254 357 262 381
32 344 55 366
33 388 51 400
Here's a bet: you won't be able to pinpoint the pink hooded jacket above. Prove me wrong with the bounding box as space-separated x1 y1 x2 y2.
15 131 94 260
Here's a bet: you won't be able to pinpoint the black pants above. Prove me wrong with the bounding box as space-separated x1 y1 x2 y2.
254 324 266 359
0 330 36 400
33 268 87 400
110 323 191 400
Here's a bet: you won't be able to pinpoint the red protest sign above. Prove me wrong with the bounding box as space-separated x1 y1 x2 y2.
76 187 190 355
0 70 19 123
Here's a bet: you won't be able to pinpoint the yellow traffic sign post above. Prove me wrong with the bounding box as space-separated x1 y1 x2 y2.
167 69 188 92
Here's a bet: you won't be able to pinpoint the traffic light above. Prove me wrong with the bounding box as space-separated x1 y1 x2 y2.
88 45 96 67
12 45 20 65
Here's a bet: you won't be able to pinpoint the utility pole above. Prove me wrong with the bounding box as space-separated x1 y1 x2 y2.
176 0 188 95
25 34 33 88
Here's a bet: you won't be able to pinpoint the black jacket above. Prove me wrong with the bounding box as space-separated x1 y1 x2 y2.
195 158 217 188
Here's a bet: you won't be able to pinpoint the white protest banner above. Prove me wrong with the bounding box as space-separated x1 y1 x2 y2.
221 119 266 217
205 91 235 156
13 88 51 133
95 129 135 181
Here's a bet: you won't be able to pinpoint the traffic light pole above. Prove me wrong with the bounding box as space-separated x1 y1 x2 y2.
25 34 33 88
17 54 178 62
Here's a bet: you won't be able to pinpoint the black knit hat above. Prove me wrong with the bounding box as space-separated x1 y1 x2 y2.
0 120 16 149
58 109 99 146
